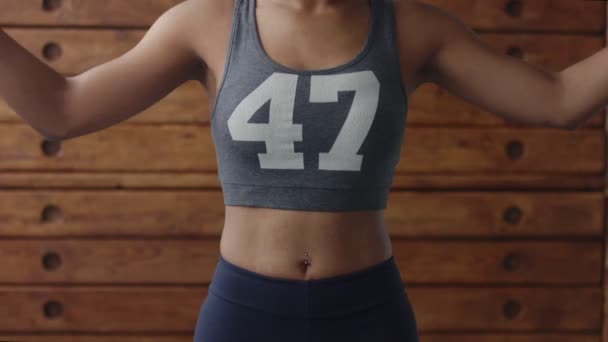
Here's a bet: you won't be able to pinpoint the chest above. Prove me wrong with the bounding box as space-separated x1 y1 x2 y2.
253 5 372 72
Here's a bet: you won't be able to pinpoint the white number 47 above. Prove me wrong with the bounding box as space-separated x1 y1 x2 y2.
227 71 380 171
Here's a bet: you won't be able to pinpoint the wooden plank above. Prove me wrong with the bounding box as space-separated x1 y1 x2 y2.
0 191 599 237
0 333 599 342
0 0 183 27
385 191 604 238
0 240 600 284
0 125 602 174
0 286 599 332
0 0 602 32
393 240 602 285
0 337 195 342
0 190 225 237
391 173 604 190
409 287 602 331
0 125 216 171
0 240 221 284
425 0 605 33
398 127 604 173
0 30 602 127
0 286 202 332
422 334 600 342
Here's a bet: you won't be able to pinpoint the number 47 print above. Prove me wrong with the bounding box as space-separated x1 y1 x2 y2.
228 71 380 172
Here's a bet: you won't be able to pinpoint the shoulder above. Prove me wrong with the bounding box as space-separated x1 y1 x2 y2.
157 0 237 73
166 0 234 17
389 0 473 89
152 0 236 49
183 0 236 20
162 0 236 40
392 0 468 41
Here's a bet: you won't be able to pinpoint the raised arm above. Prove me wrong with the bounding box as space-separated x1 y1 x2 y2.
403 0 608 130
0 0 205 141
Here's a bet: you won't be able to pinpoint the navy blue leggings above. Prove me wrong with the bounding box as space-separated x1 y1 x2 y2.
193 254 419 341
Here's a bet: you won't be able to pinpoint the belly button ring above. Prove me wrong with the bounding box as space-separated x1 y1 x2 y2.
303 252 311 267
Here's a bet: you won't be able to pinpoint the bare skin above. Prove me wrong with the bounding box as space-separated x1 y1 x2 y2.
2 0 607 280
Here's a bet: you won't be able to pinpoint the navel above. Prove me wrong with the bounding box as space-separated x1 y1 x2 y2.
300 252 311 271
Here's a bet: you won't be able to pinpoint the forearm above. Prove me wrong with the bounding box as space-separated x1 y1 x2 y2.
557 47 608 129
0 29 68 139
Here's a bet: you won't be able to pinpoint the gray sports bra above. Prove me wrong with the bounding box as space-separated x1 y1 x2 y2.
209 0 408 211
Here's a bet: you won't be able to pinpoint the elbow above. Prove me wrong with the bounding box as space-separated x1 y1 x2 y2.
34 111 72 142
531 104 578 130
553 107 594 131
40 129 68 142
550 74 577 130
39 119 78 141
561 121 581 131
553 115 580 131
32 122 67 141
549 72 584 131
39 79 75 141
537 112 577 130
542 96 576 130
36 116 74 142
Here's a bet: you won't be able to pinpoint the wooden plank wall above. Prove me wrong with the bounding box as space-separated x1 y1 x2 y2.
0 0 605 341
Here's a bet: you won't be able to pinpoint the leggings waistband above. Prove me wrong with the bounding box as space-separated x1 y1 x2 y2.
208 254 406 318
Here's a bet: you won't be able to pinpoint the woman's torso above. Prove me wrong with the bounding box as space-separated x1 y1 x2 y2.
190 0 426 280
222 206 392 280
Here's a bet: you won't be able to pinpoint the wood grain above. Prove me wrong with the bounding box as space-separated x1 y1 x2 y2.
385 191 604 238
0 191 599 237
0 0 602 33
0 286 600 332
0 0 183 27
425 0 606 33
0 334 599 342
0 240 600 284
422 334 600 342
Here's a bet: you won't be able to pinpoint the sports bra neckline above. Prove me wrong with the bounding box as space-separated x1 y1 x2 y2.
248 0 380 75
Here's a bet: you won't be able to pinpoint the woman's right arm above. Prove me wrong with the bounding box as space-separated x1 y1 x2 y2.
0 0 205 141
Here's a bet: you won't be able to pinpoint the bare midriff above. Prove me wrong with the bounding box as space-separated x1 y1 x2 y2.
219 205 393 280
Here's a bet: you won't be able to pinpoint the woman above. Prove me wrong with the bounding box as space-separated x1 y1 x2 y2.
1 0 604 341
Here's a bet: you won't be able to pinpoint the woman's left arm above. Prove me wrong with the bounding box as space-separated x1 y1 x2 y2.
415 1 608 130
